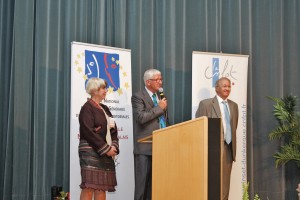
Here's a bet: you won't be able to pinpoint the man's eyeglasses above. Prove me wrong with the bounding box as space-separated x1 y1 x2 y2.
149 79 163 83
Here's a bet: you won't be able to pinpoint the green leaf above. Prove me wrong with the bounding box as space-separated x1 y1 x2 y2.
242 182 249 200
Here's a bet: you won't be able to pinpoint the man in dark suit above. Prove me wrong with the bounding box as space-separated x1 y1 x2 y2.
195 77 238 200
131 69 168 200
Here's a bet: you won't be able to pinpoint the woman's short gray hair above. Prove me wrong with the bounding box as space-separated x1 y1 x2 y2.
143 69 161 84
85 77 107 95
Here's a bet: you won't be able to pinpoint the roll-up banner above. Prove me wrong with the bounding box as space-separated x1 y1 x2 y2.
70 42 134 199
192 51 248 200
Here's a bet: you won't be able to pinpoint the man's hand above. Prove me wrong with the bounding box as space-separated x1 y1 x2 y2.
158 98 167 110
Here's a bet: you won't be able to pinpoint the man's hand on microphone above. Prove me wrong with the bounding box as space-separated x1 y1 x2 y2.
158 98 167 110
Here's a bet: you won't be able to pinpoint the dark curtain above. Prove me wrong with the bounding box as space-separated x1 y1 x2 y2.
1 0 300 199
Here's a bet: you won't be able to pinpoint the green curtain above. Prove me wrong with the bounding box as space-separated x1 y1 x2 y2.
1 0 300 199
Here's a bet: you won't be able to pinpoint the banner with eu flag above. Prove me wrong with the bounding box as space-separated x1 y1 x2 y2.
70 42 134 200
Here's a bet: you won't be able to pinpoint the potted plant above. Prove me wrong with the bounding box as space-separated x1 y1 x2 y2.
268 94 300 199
268 95 300 168
242 182 261 200
56 191 68 200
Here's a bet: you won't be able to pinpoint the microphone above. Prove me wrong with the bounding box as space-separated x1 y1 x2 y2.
158 88 169 126
158 88 165 99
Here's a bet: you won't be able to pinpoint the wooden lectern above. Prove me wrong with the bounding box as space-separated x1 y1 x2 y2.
138 117 222 200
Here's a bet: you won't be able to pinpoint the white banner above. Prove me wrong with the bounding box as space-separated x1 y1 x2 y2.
70 42 134 199
192 51 248 200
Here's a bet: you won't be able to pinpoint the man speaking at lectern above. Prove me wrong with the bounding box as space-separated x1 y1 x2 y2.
195 77 238 200
131 69 168 200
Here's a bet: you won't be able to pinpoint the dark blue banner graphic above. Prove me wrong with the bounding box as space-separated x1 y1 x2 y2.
85 50 120 91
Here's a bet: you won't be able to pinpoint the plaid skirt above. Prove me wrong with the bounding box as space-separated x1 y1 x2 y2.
78 140 117 192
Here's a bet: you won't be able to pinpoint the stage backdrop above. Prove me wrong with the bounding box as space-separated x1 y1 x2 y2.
70 42 134 199
192 51 248 200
